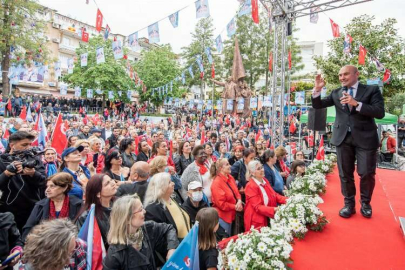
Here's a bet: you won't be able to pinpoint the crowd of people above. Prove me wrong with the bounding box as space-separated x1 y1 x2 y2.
0 106 313 270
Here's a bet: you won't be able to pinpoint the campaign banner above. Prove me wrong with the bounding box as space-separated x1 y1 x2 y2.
128 32 140 50
54 62 61 78
237 97 244 111
127 90 133 100
43 65 49 80
81 53 88 67
112 40 123 60
250 97 258 109
195 0 210 19
188 66 194 79
169 11 179 28
196 55 204 73
226 99 234 111
295 91 305 105
87 89 93 98
95 89 103 95
68 59 74 74
197 100 203 110
207 100 212 110
148 23 160 43
215 35 223 54
205 47 213 64
108 91 114 100
96 47 105 64
75 87 81 97
60 84 67 95
238 0 252 16
216 100 223 110
181 72 186 85
227 18 236 37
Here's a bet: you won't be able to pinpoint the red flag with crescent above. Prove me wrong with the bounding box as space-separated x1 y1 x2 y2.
96 9 103 32
51 113 68 155
316 137 325 160
358 45 367 65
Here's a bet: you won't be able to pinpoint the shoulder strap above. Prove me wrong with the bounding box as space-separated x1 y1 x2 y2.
225 181 238 202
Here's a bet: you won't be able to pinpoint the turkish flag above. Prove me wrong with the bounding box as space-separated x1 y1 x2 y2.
200 130 205 144
288 50 292 70
96 9 103 32
3 129 9 140
19 106 27 120
169 140 173 158
255 129 261 142
7 99 12 112
211 63 215 79
134 136 139 155
330 19 340 38
251 0 259 24
383 69 391 83
51 113 68 155
82 29 89 42
316 136 325 160
289 121 297 134
268 52 273 72
93 113 100 124
358 45 367 65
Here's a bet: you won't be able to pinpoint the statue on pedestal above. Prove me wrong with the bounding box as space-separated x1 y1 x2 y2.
212 38 252 117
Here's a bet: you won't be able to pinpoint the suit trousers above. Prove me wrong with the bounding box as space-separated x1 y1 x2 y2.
336 132 377 206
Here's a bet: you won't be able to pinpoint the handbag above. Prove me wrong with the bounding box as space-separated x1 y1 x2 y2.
225 181 245 235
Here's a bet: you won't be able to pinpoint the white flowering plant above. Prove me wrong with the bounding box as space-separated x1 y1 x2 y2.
274 194 328 240
286 171 327 197
306 158 334 175
326 153 337 163
220 225 294 270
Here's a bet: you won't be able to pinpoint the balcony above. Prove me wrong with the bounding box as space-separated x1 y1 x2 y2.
59 43 77 55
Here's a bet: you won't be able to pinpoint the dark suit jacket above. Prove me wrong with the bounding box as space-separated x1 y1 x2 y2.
312 83 384 150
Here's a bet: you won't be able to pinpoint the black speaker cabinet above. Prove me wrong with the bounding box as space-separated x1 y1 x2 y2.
307 107 327 131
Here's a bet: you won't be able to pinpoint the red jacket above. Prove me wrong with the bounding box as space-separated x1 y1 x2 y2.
244 178 286 231
211 174 241 224
380 136 396 153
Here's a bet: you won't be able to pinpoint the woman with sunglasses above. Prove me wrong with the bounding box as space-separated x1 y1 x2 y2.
103 149 130 184
244 160 286 231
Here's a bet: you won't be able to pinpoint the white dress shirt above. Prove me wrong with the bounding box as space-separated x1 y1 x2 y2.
252 177 269 206
312 81 362 111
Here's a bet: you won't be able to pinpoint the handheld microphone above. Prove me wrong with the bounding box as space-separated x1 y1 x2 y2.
341 86 348 110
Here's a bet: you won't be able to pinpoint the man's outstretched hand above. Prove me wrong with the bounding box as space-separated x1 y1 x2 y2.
314 74 326 92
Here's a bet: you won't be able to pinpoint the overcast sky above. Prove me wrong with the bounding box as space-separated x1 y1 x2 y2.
38 0 405 54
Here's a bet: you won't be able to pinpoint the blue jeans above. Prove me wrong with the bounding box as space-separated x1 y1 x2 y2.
219 218 231 235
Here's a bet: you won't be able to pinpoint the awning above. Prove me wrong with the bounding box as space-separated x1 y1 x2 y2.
17 87 53 96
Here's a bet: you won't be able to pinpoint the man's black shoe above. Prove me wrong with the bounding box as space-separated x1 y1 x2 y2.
339 206 356 218
360 203 372 218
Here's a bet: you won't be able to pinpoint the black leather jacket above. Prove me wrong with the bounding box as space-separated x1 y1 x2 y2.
174 155 193 176
121 151 137 168
103 221 179 270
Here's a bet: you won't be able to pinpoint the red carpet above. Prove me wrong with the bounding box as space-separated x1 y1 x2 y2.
290 167 405 270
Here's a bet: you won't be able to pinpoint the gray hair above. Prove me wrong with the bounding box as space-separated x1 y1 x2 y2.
247 160 261 179
143 172 172 208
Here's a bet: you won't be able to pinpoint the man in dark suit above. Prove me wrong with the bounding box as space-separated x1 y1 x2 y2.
312 65 385 218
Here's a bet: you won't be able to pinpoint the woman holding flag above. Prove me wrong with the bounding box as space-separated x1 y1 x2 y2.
103 194 178 270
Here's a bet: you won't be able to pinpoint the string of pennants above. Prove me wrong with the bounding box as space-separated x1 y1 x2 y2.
164 93 298 110
309 8 391 83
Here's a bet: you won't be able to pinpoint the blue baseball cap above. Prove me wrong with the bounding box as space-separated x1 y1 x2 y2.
61 146 84 160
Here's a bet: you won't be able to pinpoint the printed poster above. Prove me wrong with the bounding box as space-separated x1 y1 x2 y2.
227 18 236 37
237 97 244 111
128 32 140 50
195 0 210 19
295 91 305 105
169 11 179 28
60 84 67 95
75 87 81 97
96 47 105 64
87 89 93 98
250 97 258 109
112 40 123 60
226 99 234 111
238 0 252 17
81 53 88 67
148 23 160 43
215 35 223 54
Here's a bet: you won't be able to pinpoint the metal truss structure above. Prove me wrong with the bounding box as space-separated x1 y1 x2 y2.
259 0 372 147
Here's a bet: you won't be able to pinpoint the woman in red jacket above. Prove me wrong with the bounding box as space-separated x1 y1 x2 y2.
244 160 287 231
210 158 243 236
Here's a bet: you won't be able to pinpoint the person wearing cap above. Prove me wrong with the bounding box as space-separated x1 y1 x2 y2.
180 181 208 225
60 145 91 199
90 127 105 148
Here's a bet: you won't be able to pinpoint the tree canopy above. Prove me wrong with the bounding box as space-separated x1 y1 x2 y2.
314 15 405 98
0 0 49 96
62 35 135 103
134 45 183 106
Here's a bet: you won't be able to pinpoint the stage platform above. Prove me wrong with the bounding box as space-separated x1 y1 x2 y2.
290 167 405 270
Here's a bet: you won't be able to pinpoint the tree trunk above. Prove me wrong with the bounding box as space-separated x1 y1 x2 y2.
1 54 11 97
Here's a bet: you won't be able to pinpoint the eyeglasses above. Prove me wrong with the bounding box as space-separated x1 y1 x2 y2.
296 154 303 156
113 155 122 160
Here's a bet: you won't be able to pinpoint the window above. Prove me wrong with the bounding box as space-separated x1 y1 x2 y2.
62 37 70 46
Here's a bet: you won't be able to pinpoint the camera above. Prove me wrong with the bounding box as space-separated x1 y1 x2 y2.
5 147 44 174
